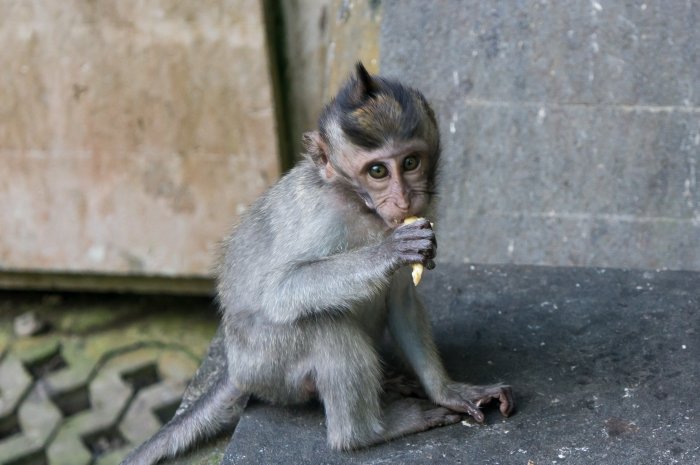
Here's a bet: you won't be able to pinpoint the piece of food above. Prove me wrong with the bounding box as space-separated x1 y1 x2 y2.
402 216 427 286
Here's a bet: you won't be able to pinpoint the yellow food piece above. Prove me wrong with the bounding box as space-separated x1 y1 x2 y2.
403 216 426 286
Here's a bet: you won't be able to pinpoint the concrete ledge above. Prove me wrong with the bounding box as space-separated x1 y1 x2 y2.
183 264 699 464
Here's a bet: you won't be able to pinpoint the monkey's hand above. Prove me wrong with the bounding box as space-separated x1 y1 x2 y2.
382 217 436 276
434 382 514 423
402 216 434 285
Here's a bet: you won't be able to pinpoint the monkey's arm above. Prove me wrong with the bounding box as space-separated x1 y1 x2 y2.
386 271 514 422
259 220 435 324
386 269 452 396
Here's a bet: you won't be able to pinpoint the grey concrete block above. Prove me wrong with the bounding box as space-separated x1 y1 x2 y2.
435 105 700 268
380 0 700 270
382 0 699 106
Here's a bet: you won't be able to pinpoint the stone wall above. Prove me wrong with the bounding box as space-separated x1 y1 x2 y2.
2 0 698 289
382 0 700 271
0 0 280 283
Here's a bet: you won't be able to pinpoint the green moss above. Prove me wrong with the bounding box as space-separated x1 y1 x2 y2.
13 335 61 364
55 305 132 334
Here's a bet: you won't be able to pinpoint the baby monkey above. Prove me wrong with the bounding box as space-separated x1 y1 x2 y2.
121 63 513 465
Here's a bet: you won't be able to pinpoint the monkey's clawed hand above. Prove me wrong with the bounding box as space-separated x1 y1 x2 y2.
383 218 436 271
435 382 514 423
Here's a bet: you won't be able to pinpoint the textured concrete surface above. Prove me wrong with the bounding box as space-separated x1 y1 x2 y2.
381 0 700 271
0 0 279 279
199 264 699 464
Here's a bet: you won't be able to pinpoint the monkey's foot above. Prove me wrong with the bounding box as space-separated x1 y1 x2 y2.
382 370 427 401
382 397 462 439
436 383 514 424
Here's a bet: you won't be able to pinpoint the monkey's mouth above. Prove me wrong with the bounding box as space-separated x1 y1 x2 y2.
389 216 411 228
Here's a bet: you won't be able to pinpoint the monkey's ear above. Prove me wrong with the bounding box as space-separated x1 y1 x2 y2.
302 131 329 167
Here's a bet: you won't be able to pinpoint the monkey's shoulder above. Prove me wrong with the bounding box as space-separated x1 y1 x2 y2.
242 161 384 255
229 163 343 252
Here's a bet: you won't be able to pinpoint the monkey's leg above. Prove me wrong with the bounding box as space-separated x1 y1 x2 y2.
386 271 514 423
314 325 384 451
314 326 461 451
120 371 248 465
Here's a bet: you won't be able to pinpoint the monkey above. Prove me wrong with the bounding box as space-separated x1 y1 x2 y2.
120 63 513 465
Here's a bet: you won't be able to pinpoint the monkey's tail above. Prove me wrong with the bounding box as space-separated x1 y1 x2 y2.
120 369 248 465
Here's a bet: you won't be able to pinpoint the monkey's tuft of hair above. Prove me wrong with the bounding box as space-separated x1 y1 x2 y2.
318 62 440 154
353 62 379 100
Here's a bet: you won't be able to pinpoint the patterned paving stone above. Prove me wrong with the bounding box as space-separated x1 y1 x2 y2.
47 365 132 465
0 292 217 464
0 346 198 465
46 348 195 465
0 356 32 424
0 377 62 465
120 379 188 446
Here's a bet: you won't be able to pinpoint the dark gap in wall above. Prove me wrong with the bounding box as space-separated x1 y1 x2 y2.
261 0 295 172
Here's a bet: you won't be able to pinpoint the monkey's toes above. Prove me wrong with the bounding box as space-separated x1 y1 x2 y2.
425 407 463 428
498 386 515 416
475 385 514 417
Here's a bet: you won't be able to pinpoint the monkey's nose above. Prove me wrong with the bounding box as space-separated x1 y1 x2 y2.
393 197 410 212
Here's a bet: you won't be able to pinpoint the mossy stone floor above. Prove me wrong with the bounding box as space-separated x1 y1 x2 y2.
0 291 223 465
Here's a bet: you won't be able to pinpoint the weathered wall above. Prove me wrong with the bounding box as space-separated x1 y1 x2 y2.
278 0 381 158
382 0 700 271
3 0 697 288
0 0 279 282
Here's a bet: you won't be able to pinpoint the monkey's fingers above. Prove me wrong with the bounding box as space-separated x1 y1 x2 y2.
402 216 433 285
460 401 485 423
437 395 484 423
473 385 514 418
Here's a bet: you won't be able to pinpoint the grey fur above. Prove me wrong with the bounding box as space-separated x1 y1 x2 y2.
120 66 512 465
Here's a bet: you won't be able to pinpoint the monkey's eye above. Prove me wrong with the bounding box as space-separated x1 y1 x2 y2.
368 164 388 179
403 155 420 171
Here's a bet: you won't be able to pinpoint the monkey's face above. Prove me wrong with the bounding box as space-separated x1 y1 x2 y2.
336 139 435 228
